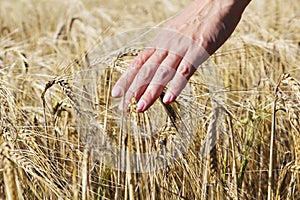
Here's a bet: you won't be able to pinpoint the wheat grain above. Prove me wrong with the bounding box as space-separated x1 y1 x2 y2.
281 73 300 100
288 165 300 172
0 0 299 199
278 74 300 173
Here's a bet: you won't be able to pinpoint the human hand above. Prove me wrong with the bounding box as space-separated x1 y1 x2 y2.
112 0 250 112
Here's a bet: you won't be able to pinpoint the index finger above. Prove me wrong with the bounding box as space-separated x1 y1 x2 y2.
111 48 155 98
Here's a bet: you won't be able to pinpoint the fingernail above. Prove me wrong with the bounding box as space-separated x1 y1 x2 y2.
112 86 122 97
163 92 174 104
137 100 146 112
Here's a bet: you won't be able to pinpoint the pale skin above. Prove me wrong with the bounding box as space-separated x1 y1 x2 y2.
112 0 251 112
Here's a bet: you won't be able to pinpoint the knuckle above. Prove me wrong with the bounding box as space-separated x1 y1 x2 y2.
157 66 171 77
136 67 153 83
177 63 192 78
152 66 174 85
143 88 158 101
129 48 154 70
130 57 143 70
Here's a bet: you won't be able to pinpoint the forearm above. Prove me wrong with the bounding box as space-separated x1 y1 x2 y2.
191 0 251 54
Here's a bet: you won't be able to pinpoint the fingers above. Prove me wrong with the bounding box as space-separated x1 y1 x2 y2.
136 53 182 112
163 58 196 104
112 28 209 112
111 48 155 98
124 49 168 105
162 44 209 104
112 49 199 111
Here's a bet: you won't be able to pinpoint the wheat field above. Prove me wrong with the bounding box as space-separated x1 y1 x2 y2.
0 0 299 199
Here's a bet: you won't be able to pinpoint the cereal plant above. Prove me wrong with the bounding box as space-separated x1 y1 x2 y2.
0 0 299 199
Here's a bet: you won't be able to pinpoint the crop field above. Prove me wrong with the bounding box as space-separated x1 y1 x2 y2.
0 0 299 199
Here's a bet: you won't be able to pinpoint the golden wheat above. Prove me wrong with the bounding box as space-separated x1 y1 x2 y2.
277 74 300 172
0 0 299 199
2 157 18 200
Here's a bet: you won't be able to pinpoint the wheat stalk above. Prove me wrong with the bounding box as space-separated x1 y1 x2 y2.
2 156 18 200
278 74 300 171
1 0 299 199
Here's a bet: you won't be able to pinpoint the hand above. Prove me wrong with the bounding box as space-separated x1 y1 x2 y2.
112 0 250 112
